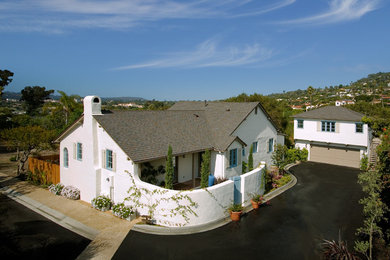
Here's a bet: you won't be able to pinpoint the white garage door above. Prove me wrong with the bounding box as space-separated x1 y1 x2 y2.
310 145 361 168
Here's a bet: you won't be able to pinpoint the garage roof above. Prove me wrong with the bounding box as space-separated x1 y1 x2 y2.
293 106 364 122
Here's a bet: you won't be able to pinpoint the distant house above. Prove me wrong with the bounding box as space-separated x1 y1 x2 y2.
293 106 371 168
290 105 303 110
335 100 355 106
55 96 284 203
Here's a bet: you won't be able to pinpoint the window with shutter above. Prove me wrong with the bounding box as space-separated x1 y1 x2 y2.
229 149 238 168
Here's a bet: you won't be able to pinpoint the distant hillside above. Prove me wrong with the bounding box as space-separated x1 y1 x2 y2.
2 91 146 103
101 96 146 103
268 72 390 101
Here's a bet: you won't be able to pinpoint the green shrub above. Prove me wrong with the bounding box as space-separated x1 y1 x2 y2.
9 156 17 162
91 195 112 211
112 202 135 219
228 203 243 212
242 161 247 174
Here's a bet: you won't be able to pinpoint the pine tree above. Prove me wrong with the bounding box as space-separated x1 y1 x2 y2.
200 150 210 188
165 145 174 189
248 144 254 172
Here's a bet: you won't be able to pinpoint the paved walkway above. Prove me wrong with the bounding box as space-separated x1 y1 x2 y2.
0 172 140 259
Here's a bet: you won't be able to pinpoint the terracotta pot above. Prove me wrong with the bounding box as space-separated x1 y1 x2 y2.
251 200 260 209
230 211 242 221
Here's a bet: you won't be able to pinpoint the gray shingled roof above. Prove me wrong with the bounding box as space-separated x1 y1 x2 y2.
91 101 278 163
293 106 364 121
94 110 214 163
169 101 259 151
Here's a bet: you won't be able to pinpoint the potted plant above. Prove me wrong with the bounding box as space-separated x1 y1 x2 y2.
228 203 243 221
250 193 263 209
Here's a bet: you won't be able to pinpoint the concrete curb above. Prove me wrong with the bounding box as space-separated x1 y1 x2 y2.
132 163 299 235
0 186 99 240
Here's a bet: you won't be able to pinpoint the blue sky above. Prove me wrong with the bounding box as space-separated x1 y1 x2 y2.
1 0 389 100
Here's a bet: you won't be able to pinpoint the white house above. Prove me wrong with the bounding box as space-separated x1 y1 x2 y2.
55 96 284 204
293 106 371 168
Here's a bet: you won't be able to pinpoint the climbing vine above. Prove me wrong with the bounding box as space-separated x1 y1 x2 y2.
125 170 198 227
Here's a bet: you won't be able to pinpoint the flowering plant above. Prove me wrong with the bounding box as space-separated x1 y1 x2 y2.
48 183 64 195
91 195 112 211
61 185 80 200
112 202 135 219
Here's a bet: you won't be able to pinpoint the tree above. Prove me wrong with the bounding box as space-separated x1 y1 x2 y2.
307 86 314 108
1 126 55 175
57 90 82 125
20 86 54 115
248 144 254 172
0 69 14 97
200 150 210 188
165 145 174 189
272 144 288 172
354 167 388 259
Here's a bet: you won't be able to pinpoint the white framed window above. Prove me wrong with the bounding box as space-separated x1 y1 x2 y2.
229 149 238 168
102 149 116 171
297 119 304 128
321 121 335 132
268 138 274 153
252 141 258 153
106 149 113 170
77 143 82 161
355 123 363 133
63 148 69 168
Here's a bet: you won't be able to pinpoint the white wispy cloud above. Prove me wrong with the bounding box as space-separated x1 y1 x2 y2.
0 0 295 33
112 38 274 70
277 0 381 25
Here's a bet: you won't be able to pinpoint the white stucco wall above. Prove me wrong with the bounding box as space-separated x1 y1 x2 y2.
127 172 234 227
211 151 224 179
224 140 243 179
60 96 138 203
232 107 278 167
294 119 369 148
241 165 265 206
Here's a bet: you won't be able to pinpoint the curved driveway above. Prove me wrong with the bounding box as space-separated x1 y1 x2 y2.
113 162 363 260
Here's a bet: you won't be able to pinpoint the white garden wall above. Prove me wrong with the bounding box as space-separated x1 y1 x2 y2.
241 165 266 206
125 172 234 227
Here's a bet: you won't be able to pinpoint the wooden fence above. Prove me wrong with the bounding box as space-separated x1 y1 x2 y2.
28 155 60 185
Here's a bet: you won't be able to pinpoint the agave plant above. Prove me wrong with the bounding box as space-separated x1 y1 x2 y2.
322 238 359 260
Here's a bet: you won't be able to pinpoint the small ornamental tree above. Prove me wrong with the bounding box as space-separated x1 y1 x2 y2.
248 144 254 172
1 125 55 175
200 150 210 188
272 144 288 172
165 145 174 189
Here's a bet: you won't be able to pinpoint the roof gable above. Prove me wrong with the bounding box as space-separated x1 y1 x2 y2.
169 101 260 151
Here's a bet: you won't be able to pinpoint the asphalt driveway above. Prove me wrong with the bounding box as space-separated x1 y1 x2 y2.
0 194 90 259
113 162 363 260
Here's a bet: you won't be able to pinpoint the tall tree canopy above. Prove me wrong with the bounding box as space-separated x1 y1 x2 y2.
20 86 54 115
0 69 14 97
